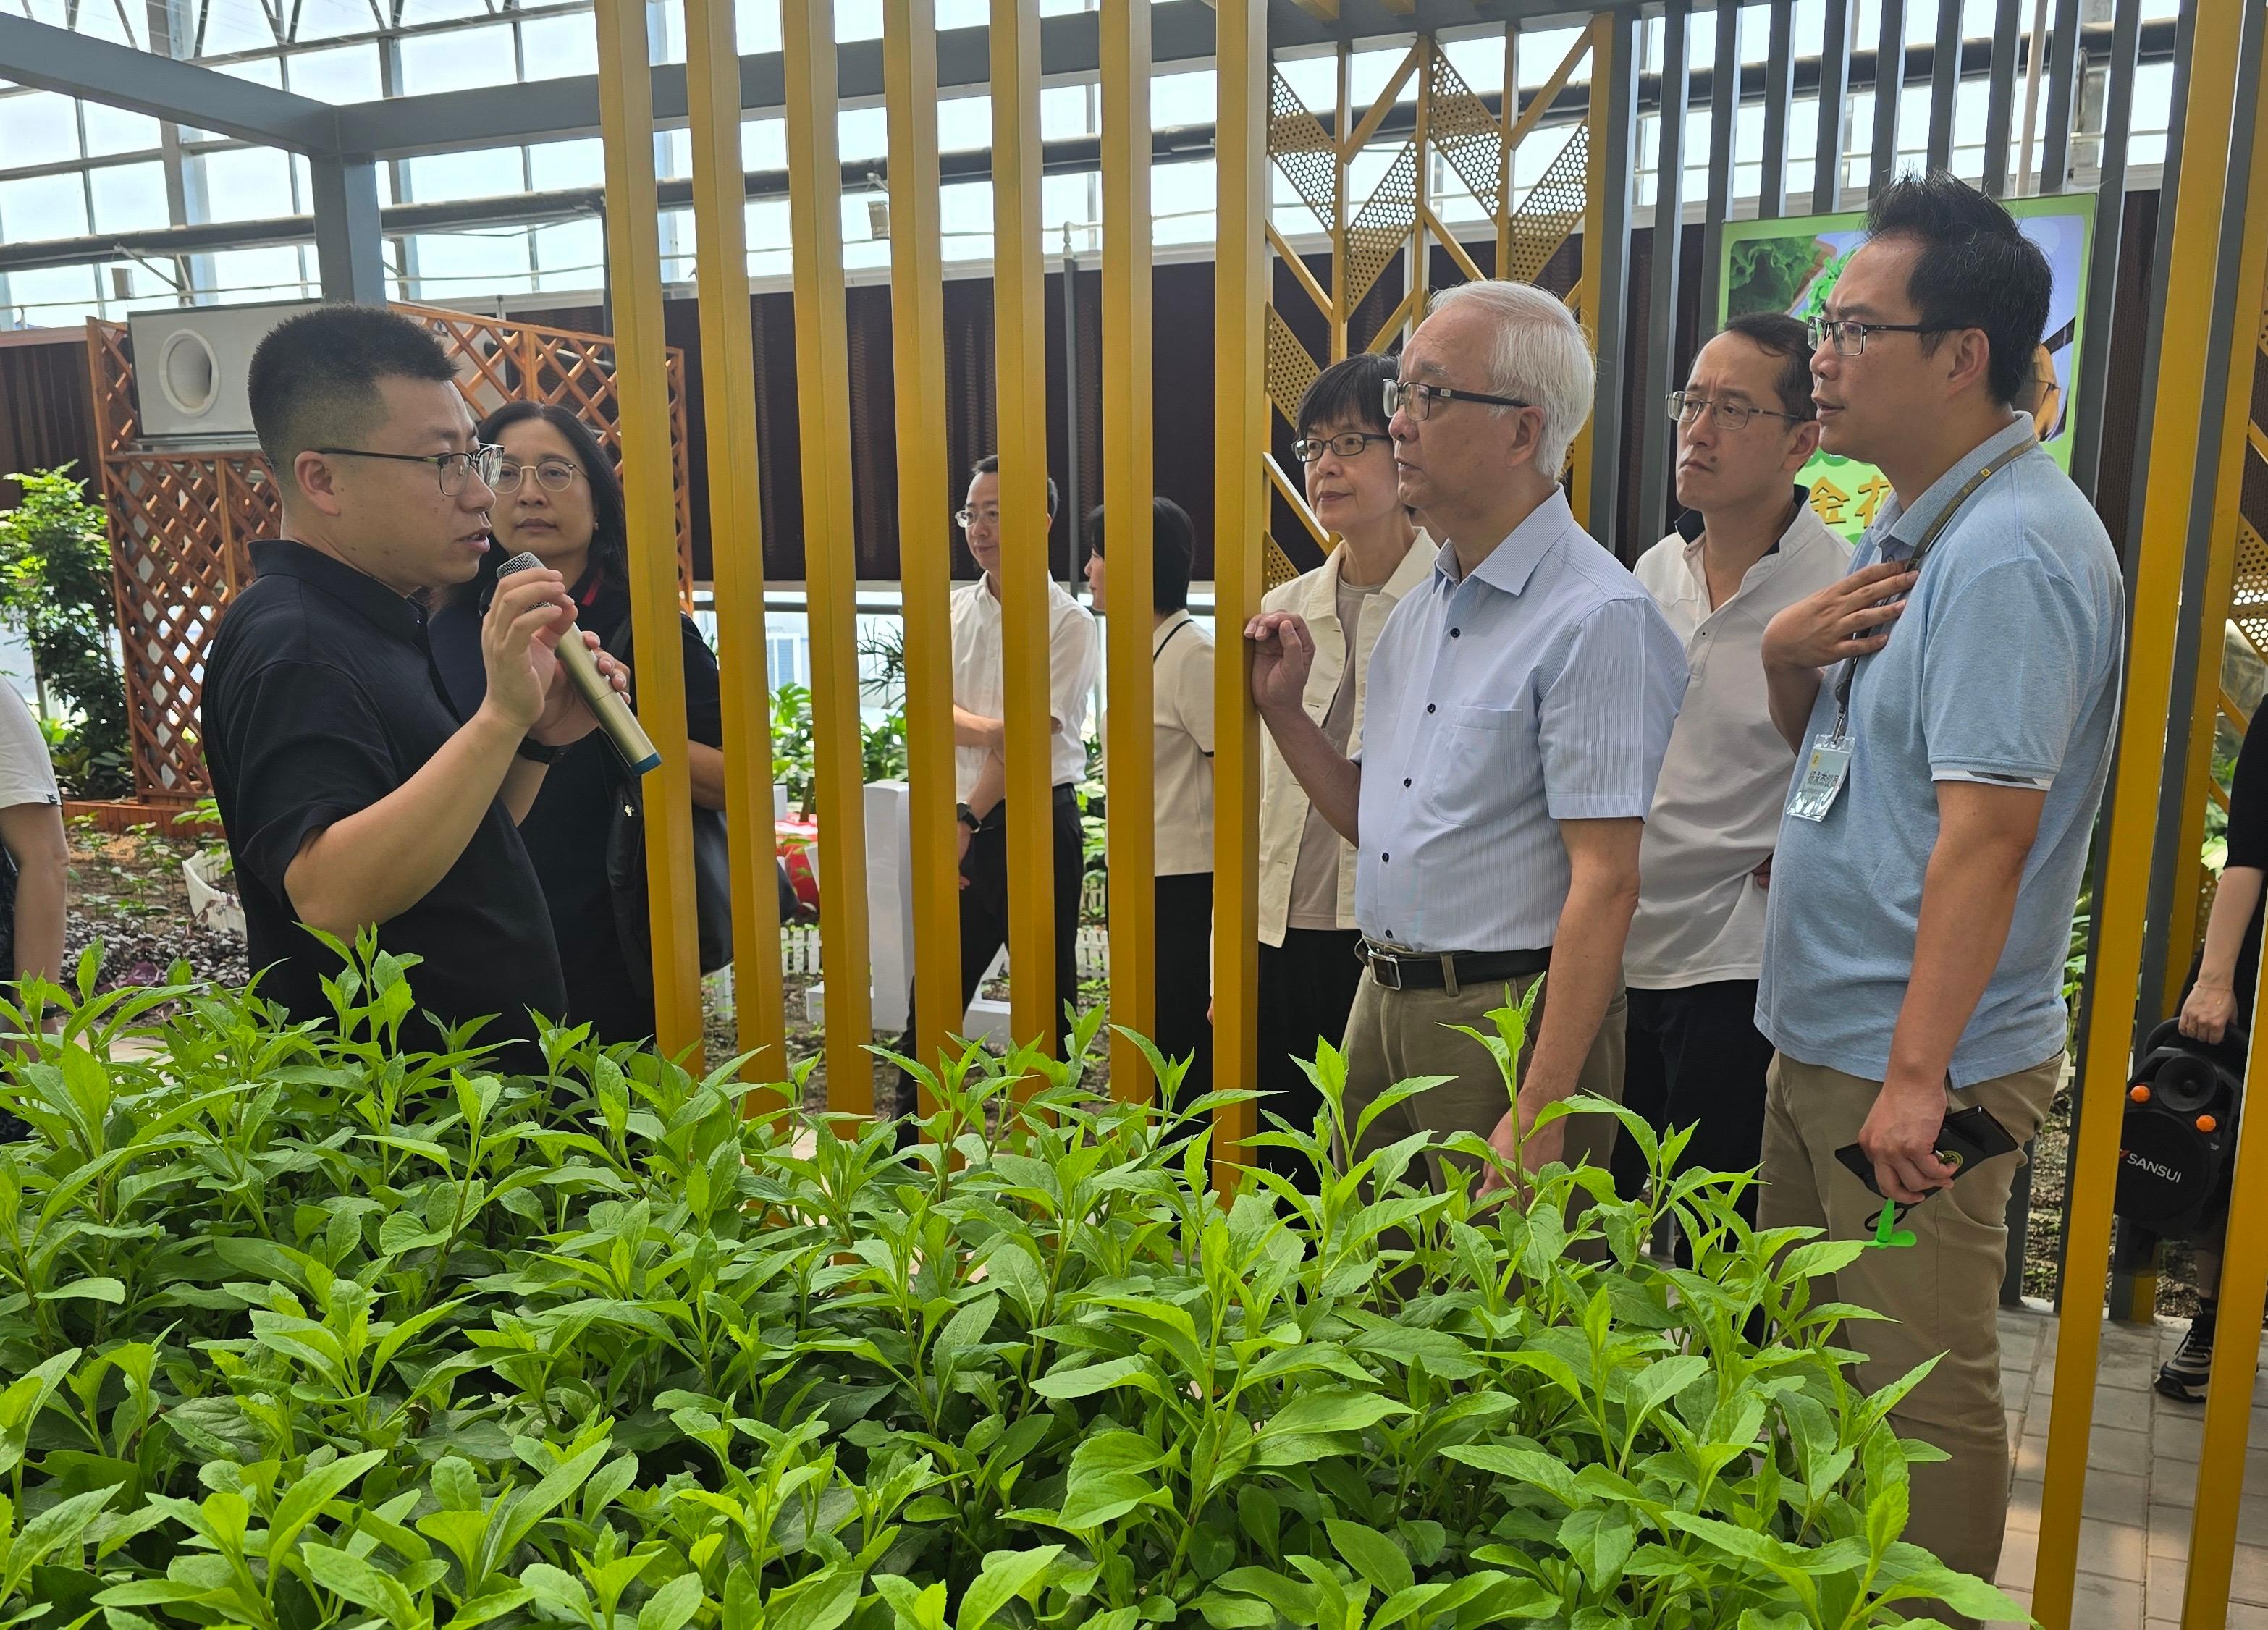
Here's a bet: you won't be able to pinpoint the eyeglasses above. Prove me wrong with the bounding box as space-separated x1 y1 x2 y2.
1806 316 1945 358
315 443 502 496
1293 431 1388 463
954 507 1003 530
1666 391 1808 431
492 457 584 494
1383 378 1533 422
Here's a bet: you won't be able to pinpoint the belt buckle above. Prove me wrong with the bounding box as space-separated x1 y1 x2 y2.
1367 946 1402 990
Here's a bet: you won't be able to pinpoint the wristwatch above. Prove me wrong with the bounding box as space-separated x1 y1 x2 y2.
956 801 983 833
516 736 562 765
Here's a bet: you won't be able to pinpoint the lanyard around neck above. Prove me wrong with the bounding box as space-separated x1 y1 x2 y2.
1829 437 2034 741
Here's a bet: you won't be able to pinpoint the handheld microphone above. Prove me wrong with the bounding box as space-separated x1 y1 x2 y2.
494 552 662 776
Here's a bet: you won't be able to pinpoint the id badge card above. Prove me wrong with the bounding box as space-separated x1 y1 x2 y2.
1787 734 1852 823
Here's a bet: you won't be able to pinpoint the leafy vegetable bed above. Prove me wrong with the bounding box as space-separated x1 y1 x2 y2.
0 950 2017 1629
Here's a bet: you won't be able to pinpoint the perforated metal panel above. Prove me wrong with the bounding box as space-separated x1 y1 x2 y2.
1268 69 1341 234
2233 518 2268 661
1427 48 1506 220
1265 535 1301 591
1346 143 1420 313
1267 305 1322 429
1508 122 1590 290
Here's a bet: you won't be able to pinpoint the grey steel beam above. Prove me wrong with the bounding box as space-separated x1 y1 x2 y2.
1981 0 2023 196
1588 9 1640 553
308 153 385 303
1697 0 1740 327
2067 0 2144 502
2041 0 2083 190
0 10 338 152
1814 0 1853 211
1926 0 1961 170
1635 0 1690 550
1758 0 1794 217
1871 0 1907 195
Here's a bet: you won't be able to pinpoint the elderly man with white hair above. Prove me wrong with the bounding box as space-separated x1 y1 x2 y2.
1247 279 1687 1190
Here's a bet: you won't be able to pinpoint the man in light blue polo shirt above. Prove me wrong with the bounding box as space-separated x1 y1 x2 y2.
1755 172 2122 1610
1247 279 1686 1193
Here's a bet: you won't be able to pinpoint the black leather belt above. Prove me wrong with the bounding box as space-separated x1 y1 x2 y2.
1357 939 1550 992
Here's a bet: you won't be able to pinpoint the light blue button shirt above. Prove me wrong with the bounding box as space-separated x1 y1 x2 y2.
1757 415 2125 1085
1352 488 1688 954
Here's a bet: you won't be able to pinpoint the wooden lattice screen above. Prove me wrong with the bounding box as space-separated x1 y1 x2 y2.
86 305 692 803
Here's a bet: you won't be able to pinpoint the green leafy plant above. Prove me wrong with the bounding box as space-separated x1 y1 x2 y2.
0 942 2025 1629
864 710 909 785
772 681 817 814
0 466 130 799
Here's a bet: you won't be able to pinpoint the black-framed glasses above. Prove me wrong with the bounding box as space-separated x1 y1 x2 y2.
1666 391 1808 431
1806 316 1945 358
1383 378 1533 422
314 443 502 496
1293 431 1388 463
492 457 584 494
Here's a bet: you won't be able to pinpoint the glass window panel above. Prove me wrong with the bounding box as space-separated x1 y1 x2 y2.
75 0 138 46
1152 68 1214 127
735 0 781 53
938 94 990 152
1273 55 1335 114
397 0 501 24
520 12 599 79
287 43 382 104
935 0 984 26
408 229 534 297
198 147 294 222
656 128 693 180
1346 43 1415 109
214 55 283 88
534 219 605 290
1152 158 1213 247
1041 84 1092 141
294 0 374 43
649 0 686 64
408 147 526 203
20 0 62 23
209 245 308 302
840 106 888 164
529 138 605 191
198 5 278 56
104 260 173 300
836 0 881 41
292 153 311 207
0 172 90 240
82 102 161 157
399 24 516 94
1438 35 1504 96
5 264 97 322
746 196 790 250
742 118 787 172
0 93 81 169
1041 172 1092 240
939 178 992 261
90 161 171 232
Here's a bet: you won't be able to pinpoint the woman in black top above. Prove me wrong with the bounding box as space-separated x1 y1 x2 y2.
430 403 726 1046
2155 719 2268 1401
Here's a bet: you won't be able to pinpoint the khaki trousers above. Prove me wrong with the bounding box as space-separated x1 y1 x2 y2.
1758 1051 2063 1623
1340 969 1626 1198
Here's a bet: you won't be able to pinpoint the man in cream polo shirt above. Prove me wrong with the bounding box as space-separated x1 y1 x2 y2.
1611 313 1850 1251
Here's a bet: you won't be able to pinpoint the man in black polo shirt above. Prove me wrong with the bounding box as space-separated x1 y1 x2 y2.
203 305 620 1067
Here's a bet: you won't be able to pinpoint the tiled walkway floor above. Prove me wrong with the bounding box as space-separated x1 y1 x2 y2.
1993 1309 2268 1628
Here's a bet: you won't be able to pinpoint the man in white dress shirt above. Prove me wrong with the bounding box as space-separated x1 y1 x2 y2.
1247 281 1686 1191
893 455 1098 1106
1610 313 1851 1252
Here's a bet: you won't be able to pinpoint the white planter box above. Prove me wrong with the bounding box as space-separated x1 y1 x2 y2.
183 850 244 936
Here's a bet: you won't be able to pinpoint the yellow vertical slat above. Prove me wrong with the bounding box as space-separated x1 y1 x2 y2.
1498 22 1516 279
683 0 785 1090
591 0 700 1063
780 0 874 1112
1412 40 1432 312
1566 11 1612 530
2033 1 2251 1619
884 0 959 1104
1100 0 1157 1099
1213 0 1268 1180
990 0 1059 1063
2178 43 2268 1630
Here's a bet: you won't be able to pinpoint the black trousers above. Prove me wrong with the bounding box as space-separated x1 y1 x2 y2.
1254 926 1366 1183
894 790 1086 1112
1609 979 1775 1261
1151 872 1215 1101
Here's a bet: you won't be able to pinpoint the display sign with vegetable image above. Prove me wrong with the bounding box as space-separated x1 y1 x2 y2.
1717 193 2097 545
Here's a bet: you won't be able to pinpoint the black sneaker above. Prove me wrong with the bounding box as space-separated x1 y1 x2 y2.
2156 1300 2219 1403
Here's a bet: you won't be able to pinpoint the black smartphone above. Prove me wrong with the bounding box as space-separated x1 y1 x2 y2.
1834 1105 2020 1199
